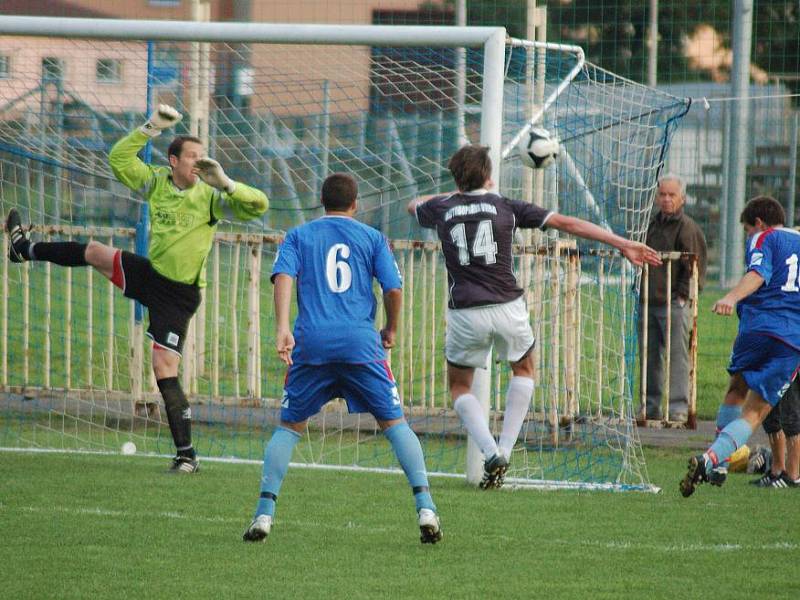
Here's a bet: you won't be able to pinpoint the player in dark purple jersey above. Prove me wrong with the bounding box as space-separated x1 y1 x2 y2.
681 196 800 496
407 144 662 489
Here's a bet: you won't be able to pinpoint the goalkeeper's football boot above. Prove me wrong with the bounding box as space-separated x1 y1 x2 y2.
242 514 272 542
479 453 509 490
6 209 30 263
418 508 442 545
168 456 200 474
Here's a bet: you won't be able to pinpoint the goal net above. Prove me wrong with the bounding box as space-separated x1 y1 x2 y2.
0 18 689 491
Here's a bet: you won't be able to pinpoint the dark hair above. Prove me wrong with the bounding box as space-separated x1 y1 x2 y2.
321 173 358 211
740 195 786 227
448 145 492 192
167 135 203 160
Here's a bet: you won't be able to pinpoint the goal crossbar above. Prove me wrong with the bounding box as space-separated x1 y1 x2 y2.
0 16 505 47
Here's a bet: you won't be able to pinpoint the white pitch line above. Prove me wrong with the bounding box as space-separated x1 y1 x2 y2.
550 538 798 553
0 447 660 493
2 504 797 553
5 504 393 534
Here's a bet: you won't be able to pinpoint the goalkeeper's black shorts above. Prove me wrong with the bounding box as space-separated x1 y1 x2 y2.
111 250 201 355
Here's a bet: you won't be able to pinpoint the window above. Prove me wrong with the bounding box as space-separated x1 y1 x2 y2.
0 55 9 79
148 0 180 5
42 57 64 81
96 58 122 83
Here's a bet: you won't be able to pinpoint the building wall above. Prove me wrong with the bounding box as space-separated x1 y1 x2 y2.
56 0 226 21
245 0 435 116
1 1 456 119
61 0 424 24
0 37 149 118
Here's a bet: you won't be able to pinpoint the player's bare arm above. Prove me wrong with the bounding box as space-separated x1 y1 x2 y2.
546 213 662 267
381 288 402 349
273 273 295 365
712 270 765 316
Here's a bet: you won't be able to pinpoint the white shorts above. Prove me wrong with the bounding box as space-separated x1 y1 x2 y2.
445 296 535 369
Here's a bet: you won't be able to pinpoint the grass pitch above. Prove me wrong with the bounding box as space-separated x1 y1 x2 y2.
1 448 798 599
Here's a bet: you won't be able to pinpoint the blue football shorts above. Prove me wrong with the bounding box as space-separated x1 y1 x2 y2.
727 333 800 406
281 361 403 423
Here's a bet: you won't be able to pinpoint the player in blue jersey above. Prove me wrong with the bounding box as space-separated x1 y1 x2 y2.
681 196 800 496
408 144 662 489
242 173 442 544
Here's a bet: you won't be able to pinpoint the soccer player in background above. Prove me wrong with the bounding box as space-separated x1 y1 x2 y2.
407 144 662 489
5 104 268 473
680 196 800 497
242 173 442 544
748 378 800 488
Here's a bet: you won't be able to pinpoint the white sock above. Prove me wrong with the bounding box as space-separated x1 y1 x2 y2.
454 393 498 458
498 376 534 458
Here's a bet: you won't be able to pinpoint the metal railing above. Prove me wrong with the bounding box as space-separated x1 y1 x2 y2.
2 227 640 445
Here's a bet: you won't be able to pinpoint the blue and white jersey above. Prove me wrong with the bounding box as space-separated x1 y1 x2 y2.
738 227 800 350
272 216 402 364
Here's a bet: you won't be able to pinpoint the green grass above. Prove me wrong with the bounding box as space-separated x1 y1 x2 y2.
1 449 798 599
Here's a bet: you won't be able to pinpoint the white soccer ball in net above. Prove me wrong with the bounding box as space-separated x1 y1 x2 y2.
121 441 137 455
517 127 560 169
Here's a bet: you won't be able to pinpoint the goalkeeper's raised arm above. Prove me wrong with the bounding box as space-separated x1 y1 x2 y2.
109 104 267 223
109 104 183 191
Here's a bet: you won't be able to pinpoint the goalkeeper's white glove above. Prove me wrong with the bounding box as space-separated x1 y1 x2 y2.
194 157 236 194
140 104 183 137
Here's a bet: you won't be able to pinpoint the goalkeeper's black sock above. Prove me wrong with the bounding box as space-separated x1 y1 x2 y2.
30 241 88 267
157 377 195 459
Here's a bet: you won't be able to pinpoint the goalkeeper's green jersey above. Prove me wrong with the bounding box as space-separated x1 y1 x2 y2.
109 129 268 287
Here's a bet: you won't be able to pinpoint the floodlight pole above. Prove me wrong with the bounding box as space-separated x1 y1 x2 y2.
647 0 658 87
723 0 753 286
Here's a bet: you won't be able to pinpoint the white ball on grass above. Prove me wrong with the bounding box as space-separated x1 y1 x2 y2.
121 441 137 455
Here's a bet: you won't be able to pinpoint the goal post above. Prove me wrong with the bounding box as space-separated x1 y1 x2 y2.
0 17 689 492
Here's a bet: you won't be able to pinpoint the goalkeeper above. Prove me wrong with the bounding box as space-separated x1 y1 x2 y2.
5 104 268 473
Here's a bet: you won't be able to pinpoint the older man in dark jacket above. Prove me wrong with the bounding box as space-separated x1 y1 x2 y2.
640 174 707 422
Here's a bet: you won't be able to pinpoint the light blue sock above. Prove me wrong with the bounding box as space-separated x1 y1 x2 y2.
384 422 436 513
706 418 753 469
716 404 742 434
255 426 301 518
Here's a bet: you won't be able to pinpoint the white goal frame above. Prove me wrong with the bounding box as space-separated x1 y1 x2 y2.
0 16 660 493
0 15 510 484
